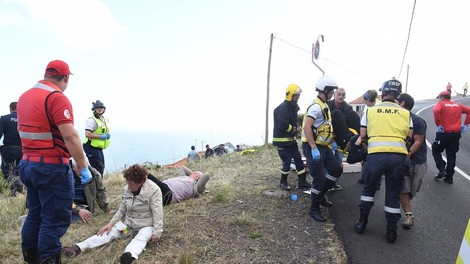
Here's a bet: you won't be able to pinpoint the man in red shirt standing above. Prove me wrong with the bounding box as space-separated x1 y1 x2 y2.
17 60 92 263
446 82 452 94
433 91 470 184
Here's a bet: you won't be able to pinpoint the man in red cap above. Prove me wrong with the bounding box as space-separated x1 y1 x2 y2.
433 90 470 183
17 60 92 263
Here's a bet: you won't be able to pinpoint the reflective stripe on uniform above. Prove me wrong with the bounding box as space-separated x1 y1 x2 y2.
281 170 290 175
273 137 295 142
19 131 53 140
297 168 306 174
33 82 57 92
368 141 407 148
384 206 401 214
311 188 321 195
325 174 337 182
361 195 374 202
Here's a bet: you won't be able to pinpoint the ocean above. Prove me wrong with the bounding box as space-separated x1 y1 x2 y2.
99 129 264 173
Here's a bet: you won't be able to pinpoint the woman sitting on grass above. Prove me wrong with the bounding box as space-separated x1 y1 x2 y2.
62 164 163 264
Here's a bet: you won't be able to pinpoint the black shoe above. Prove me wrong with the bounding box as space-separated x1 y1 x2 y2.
354 220 367 234
434 171 447 181
385 230 397 243
444 177 453 184
310 209 326 222
358 179 364 184
328 184 342 191
280 182 291 191
62 246 81 256
120 252 135 264
297 181 311 189
320 198 333 208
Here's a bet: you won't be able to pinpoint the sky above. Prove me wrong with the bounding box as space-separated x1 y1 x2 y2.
1 0 470 148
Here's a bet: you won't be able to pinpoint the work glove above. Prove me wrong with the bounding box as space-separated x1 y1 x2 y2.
106 133 111 139
437 125 444 133
80 167 93 184
311 147 320 162
99 134 111 140
461 125 467 133
331 142 338 152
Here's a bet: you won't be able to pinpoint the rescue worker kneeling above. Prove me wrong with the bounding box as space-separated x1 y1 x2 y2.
302 76 343 222
355 79 412 243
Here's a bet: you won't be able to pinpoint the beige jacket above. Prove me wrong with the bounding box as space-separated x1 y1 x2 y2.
110 179 163 237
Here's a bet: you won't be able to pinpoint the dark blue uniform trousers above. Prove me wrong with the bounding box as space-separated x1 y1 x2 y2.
19 159 74 260
302 143 342 202
359 153 409 230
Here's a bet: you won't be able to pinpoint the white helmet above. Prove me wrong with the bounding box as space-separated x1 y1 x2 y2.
316 76 338 92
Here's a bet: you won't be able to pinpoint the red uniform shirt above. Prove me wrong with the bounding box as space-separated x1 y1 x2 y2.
433 99 470 131
18 80 74 157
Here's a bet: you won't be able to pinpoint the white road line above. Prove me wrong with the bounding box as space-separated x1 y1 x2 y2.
417 103 470 181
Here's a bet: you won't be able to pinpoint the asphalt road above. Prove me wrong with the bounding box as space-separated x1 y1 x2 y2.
329 96 470 264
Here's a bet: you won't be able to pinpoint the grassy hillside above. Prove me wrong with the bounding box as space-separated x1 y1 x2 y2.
0 145 347 263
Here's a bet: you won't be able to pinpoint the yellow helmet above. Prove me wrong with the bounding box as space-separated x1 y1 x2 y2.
285 84 302 101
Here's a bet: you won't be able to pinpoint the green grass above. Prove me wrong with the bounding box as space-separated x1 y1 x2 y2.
0 144 347 263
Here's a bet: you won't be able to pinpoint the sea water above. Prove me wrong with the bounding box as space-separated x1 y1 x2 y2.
98 129 263 174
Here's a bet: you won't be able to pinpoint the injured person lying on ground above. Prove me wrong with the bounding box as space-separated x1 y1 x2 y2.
148 166 210 206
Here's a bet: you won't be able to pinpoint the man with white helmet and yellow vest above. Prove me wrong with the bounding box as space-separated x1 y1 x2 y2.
83 100 110 176
354 79 412 243
302 76 343 222
273 84 310 191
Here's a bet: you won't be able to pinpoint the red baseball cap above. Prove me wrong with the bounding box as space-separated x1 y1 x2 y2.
45 60 72 76
436 91 450 98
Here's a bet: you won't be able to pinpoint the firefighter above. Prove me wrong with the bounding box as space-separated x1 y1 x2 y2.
354 79 412 243
302 76 343 222
272 84 310 191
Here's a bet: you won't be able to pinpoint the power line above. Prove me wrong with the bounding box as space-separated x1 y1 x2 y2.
398 0 417 79
274 35 312 55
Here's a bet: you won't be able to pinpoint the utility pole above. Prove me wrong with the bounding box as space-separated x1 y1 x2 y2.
265 33 274 145
405 64 409 93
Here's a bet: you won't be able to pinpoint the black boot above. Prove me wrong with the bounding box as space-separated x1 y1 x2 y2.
354 211 369 234
444 175 453 184
309 200 326 222
22 248 40 264
279 174 290 191
385 229 398 243
297 173 311 189
320 195 333 207
120 252 135 264
40 252 61 264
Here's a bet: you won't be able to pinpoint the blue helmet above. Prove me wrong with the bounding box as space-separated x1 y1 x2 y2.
380 79 402 95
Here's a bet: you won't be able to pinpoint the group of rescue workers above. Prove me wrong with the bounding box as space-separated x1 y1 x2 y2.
272 75 470 244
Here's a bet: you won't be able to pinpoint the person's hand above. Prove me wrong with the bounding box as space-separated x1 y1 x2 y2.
78 209 93 223
461 125 467 133
331 142 338 152
151 234 160 243
97 222 113 236
311 147 320 161
79 167 92 184
99 134 107 139
106 133 111 139
437 125 444 133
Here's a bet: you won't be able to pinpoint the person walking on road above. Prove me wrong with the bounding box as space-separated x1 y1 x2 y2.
432 91 470 184
17 60 92 263
463 82 468 97
83 100 110 176
446 82 452 94
302 76 343 222
397 93 427 229
273 84 310 191
0 101 23 195
354 79 412 243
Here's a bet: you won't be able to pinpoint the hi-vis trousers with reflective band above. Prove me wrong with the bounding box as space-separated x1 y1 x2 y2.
302 143 342 202
359 153 409 230
457 219 470 263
